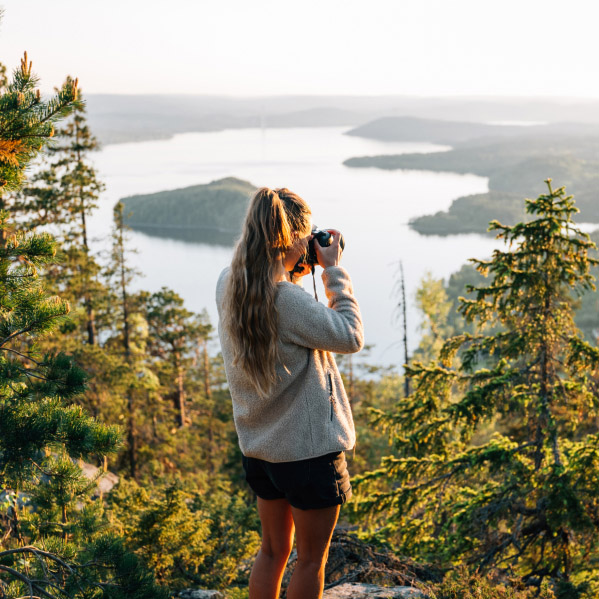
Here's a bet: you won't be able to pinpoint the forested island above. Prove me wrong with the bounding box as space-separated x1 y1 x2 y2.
120 177 254 244
344 118 599 234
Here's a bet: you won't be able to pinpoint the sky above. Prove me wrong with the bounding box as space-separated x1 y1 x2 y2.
1 0 598 98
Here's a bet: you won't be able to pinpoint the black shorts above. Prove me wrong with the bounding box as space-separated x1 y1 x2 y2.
241 451 352 510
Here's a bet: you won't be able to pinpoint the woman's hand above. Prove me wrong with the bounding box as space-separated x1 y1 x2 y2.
315 229 342 269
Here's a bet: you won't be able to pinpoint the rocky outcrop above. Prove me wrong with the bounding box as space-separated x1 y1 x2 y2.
178 529 439 599
79 460 119 496
177 590 224 599
280 529 440 597
323 583 425 598
0 459 118 510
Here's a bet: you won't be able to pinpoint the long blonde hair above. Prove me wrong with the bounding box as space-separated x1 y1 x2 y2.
223 187 311 396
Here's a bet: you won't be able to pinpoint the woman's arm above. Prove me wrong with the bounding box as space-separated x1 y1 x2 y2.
277 265 363 354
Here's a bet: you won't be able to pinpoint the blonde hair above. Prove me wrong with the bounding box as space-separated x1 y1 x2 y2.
223 187 311 396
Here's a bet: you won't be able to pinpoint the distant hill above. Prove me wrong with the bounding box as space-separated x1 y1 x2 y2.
85 95 366 144
344 117 536 144
85 94 599 146
120 177 256 241
344 116 599 145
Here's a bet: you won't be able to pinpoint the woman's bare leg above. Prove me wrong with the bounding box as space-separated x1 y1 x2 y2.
249 497 295 599
286 504 340 599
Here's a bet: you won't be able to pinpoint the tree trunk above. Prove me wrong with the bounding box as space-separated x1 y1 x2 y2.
117 218 136 476
127 393 137 480
175 353 186 427
203 342 212 400
400 261 410 398
203 341 214 475
85 299 96 345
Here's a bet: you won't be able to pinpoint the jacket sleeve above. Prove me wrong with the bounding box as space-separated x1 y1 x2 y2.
277 266 364 354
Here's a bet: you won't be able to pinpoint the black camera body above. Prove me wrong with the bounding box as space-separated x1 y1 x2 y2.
292 227 345 274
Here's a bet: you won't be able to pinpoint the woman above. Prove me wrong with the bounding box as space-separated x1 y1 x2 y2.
215 187 363 599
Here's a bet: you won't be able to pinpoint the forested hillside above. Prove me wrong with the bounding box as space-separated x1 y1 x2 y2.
120 177 255 237
344 123 599 234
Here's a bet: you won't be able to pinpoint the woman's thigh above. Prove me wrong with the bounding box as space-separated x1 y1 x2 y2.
291 503 340 563
257 497 295 557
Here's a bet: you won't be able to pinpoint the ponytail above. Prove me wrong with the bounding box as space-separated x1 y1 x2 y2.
257 188 293 256
223 186 311 396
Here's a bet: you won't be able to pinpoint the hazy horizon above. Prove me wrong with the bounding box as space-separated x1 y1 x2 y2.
1 0 598 99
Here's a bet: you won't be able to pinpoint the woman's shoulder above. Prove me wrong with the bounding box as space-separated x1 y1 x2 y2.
217 266 231 284
215 266 231 305
276 280 316 312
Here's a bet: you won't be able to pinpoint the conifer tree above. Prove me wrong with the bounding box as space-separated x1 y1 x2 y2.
354 181 599 596
412 271 454 364
142 287 212 428
18 87 106 345
0 215 166 598
0 61 7 90
0 53 78 211
0 46 166 598
105 202 141 478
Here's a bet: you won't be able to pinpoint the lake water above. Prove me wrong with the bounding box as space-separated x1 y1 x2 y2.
89 126 501 370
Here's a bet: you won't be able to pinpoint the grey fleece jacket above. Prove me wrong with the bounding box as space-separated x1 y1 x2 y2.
215 265 364 462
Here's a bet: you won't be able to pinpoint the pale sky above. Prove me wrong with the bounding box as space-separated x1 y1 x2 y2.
1 0 598 97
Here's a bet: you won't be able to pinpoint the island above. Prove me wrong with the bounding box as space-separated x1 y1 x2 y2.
119 177 256 245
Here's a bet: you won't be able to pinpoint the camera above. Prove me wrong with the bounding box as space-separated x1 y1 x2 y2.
292 226 345 273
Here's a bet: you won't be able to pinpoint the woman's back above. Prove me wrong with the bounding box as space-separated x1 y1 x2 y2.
216 264 363 463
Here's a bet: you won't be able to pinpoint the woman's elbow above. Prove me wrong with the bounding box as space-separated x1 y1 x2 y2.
344 327 364 354
353 329 365 353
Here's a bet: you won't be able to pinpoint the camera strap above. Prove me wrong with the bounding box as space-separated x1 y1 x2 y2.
288 264 319 302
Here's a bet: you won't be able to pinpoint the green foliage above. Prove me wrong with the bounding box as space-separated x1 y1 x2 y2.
0 216 119 482
0 54 78 194
17 86 107 347
412 271 455 364
107 478 260 591
0 39 165 596
0 212 170 598
352 181 599 591
426 568 556 599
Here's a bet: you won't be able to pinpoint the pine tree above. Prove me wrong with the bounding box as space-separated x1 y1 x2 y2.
142 287 212 428
0 60 7 91
105 201 141 479
412 271 454 364
0 209 165 598
17 87 106 345
353 181 599 596
0 47 166 598
0 53 78 213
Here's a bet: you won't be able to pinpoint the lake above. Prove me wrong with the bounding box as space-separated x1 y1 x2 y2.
89 126 501 370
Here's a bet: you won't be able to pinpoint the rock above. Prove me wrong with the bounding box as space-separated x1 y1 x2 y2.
280 529 441 596
323 583 425 598
177 590 224 599
78 461 119 496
